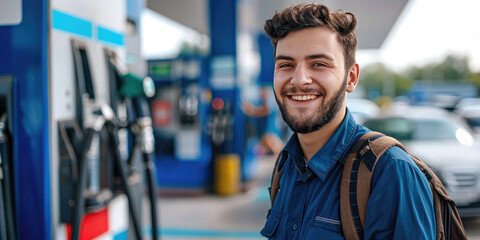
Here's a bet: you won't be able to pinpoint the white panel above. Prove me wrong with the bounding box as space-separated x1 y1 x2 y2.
51 31 77 121
94 0 126 32
108 195 129 234
51 0 125 32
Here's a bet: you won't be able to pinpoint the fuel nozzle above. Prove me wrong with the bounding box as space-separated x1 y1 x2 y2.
109 56 155 99
118 74 155 99
132 98 155 154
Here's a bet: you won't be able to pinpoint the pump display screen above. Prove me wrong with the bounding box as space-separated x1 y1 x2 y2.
149 62 172 82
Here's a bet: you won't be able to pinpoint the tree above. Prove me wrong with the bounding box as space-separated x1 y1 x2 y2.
359 63 413 99
405 55 470 81
360 55 480 100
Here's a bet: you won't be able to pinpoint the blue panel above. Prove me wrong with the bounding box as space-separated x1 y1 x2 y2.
155 157 211 189
52 10 92 38
97 25 124 46
209 0 237 56
209 0 244 157
257 33 274 86
0 0 51 239
113 230 128 240
0 27 13 72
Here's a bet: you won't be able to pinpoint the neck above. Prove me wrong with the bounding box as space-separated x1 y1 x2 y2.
298 107 347 161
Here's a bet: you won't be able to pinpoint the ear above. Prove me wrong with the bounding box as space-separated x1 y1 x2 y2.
345 63 359 93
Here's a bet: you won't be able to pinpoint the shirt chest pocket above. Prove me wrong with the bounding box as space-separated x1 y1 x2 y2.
306 216 344 240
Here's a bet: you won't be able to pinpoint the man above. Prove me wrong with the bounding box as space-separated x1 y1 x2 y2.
261 3 435 239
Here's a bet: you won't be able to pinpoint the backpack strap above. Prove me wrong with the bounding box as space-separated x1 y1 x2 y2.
269 151 287 206
408 154 467 240
340 131 405 240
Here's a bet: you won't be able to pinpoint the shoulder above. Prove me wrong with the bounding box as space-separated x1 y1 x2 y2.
379 145 417 167
372 145 430 190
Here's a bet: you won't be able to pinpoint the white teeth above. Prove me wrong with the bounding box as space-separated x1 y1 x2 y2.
291 95 317 101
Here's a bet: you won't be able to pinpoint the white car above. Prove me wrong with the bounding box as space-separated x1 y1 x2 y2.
454 104 480 135
363 106 480 217
346 98 380 124
455 97 480 110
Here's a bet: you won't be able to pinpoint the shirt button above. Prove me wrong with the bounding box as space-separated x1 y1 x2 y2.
292 224 298 230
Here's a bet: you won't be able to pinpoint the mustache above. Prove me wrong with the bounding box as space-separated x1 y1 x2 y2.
280 86 325 96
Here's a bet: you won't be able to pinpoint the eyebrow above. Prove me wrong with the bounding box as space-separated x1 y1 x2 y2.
275 55 294 62
306 54 334 62
275 54 335 62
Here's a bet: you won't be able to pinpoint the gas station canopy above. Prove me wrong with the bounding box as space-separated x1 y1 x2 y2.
146 0 409 49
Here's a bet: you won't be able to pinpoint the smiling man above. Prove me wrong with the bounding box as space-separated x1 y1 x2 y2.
261 3 435 240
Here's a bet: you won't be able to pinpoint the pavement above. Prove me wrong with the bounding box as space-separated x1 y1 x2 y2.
143 155 274 240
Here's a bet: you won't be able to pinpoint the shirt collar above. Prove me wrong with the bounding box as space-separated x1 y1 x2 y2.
282 109 358 181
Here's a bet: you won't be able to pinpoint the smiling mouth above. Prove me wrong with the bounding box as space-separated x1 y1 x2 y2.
290 95 319 101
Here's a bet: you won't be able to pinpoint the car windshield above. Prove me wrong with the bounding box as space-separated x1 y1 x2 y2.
464 117 480 128
364 118 468 141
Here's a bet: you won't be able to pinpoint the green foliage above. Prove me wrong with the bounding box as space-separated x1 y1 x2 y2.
406 55 470 81
360 54 480 98
359 63 413 99
468 72 480 94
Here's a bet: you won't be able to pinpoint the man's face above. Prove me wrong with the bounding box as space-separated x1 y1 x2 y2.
273 27 351 134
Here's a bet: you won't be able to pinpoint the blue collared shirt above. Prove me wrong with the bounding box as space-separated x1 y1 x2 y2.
261 110 435 239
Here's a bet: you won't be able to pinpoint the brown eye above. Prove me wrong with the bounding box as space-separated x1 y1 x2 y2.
312 62 327 67
278 63 293 68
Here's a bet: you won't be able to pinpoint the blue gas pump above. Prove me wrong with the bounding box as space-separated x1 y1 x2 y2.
208 0 250 189
148 57 212 194
0 0 52 239
1 0 155 239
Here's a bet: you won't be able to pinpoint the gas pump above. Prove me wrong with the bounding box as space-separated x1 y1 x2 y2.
208 0 251 195
1 0 152 239
148 57 212 195
64 40 135 240
60 37 162 240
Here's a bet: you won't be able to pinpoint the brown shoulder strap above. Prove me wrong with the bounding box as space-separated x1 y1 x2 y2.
270 152 287 206
340 131 404 240
409 155 468 240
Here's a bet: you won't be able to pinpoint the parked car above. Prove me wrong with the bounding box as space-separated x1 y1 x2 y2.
346 98 380 124
363 106 480 217
454 97 480 110
454 104 480 135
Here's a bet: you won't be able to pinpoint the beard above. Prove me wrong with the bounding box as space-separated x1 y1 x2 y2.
274 77 347 134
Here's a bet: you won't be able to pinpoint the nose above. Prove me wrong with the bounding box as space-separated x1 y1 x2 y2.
290 64 311 87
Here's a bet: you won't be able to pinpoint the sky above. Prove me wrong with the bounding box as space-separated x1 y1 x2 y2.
141 0 480 72
357 0 480 72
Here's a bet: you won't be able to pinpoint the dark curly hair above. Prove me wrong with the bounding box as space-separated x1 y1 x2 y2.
264 3 358 70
